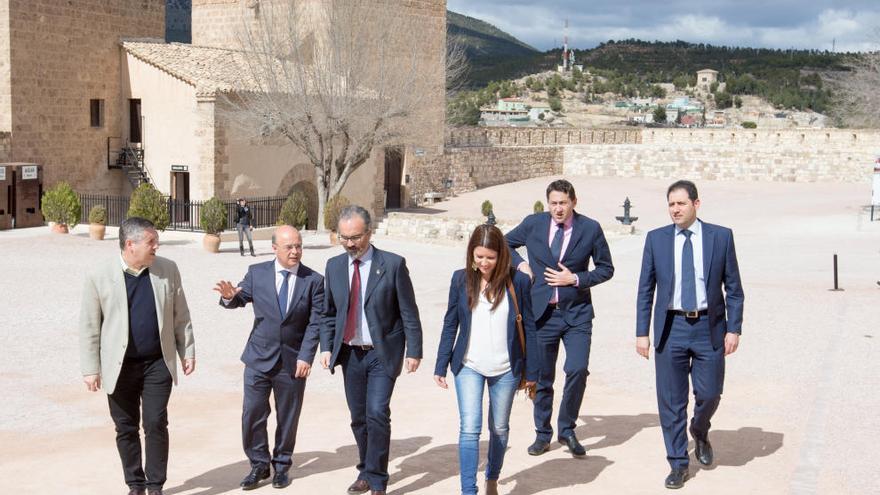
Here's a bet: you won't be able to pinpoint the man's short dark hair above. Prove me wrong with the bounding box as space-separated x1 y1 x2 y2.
119 217 155 250
546 179 577 201
667 180 699 201
338 205 372 231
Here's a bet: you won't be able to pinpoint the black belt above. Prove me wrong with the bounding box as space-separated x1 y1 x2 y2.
669 309 708 318
547 302 560 310
344 343 374 351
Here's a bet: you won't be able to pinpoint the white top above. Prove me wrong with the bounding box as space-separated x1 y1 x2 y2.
671 220 708 311
463 291 511 377
346 246 374 346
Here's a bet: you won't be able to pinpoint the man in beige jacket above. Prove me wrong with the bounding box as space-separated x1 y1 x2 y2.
80 217 195 495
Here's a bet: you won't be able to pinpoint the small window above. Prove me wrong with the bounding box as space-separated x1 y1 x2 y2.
90 99 104 128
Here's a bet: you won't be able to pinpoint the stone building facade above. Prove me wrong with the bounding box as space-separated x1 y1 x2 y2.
0 0 166 192
1 0 447 226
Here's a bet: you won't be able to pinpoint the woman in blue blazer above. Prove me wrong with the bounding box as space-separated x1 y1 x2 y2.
434 224 538 495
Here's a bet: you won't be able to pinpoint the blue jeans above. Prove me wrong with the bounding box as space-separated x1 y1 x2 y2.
454 366 517 495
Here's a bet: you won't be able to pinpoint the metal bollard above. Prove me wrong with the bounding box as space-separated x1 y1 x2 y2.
829 254 844 291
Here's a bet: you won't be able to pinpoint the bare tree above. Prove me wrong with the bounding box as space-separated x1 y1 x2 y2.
220 0 460 229
827 38 880 128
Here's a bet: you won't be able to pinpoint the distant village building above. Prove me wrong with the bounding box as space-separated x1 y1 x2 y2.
480 98 530 126
697 69 719 92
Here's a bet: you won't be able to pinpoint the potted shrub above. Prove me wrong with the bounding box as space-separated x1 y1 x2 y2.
41 181 81 234
277 191 309 229
533 200 544 213
200 196 228 253
88 205 107 240
323 195 350 244
127 183 169 230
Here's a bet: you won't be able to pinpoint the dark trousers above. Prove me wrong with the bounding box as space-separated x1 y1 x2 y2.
340 345 397 491
242 364 307 472
108 357 173 490
655 313 724 470
533 306 592 442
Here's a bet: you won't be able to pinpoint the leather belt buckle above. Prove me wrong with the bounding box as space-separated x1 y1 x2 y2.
348 344 373 351
684 310 700 318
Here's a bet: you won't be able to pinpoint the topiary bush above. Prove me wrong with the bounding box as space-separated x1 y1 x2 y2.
41 181 81 228
200 197 228 235
533 200 544 213
278 191 309 229
323 195 351 231
88 205 107 225
481 200 493 217
741 121 757 129
127 183 169 230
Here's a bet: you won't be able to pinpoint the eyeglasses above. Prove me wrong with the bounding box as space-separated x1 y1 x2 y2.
338 232 368 243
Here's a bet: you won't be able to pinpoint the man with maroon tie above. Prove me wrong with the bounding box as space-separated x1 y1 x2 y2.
320 205 423 495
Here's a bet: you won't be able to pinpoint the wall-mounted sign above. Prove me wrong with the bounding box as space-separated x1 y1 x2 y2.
0 167 5 181
21 165 38 180
171 165 188 172
414 148 425 157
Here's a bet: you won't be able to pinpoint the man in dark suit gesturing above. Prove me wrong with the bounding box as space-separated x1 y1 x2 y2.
320 205 423 495
506 179 614 458
636 180 744 489
215 225 324 490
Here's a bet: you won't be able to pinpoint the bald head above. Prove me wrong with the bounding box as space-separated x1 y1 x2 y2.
272 225 303 269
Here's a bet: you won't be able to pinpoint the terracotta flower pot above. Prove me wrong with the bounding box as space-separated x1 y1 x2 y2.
51 223 69 234
203 233 221 253
89 224 106 240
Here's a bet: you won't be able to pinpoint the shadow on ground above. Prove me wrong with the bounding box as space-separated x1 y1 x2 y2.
165 436 431 495
692 426 783 476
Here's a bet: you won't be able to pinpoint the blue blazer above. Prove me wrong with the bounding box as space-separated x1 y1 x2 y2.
434 269 539 382
506 211 614 325
636 221 745 350
221 261 325 373
321 246 423 378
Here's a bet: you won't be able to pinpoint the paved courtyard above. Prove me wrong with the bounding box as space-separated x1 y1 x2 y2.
1 175 878 494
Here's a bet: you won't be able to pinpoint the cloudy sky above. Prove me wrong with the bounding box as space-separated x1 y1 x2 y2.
446 0 880 52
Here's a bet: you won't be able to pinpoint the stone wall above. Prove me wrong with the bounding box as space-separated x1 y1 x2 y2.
0 131 10 161
4 0 166 194
0 2 10 132
565 128 880 183
407 146 563 205
446 127 642 147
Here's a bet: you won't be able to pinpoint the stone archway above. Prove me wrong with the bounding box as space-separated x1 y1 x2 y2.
276 164 319 230
288 180 319 230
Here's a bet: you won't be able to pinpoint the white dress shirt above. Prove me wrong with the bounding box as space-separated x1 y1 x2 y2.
463 292 511 377
671 220 707 311
346 246 374 346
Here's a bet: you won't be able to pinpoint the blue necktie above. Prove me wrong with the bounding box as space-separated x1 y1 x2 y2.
278 270 291 318
681 229 697 311
550 223 565 262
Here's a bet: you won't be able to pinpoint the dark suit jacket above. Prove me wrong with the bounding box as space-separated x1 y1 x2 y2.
321 246 423 378
636 221 745 350
434 269 539 382
221 261 324 374
506 211 614 325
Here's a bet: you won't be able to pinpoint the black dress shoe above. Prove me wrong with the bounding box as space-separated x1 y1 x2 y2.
665 468 689 489
558 433 587 457
527 439 550 456
147 489 163 495
127 489 145 495
241 465 271 490
347 479 370 493
690 427 714 466
272 471 290 489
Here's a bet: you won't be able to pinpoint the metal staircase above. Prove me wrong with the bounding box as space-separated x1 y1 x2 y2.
117 145 150 189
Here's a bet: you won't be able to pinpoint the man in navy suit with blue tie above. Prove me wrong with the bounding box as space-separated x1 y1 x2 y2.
636 180 744 489
215 225 324 490
320 205 423 495
506 179 614 458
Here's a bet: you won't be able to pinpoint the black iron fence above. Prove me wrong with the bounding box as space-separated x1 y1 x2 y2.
78 194 287 232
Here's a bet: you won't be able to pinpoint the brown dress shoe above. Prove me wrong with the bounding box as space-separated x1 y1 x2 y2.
370 491 386 495
486 479 499 495
347 479 370 494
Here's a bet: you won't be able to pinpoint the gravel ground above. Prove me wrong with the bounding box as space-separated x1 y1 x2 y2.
1 175 878 494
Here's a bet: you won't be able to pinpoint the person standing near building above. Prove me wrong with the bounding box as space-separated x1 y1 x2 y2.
636 180 744 489
214 225 324 490
236 198 256 257
79 217 196 495
506 179 614 458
